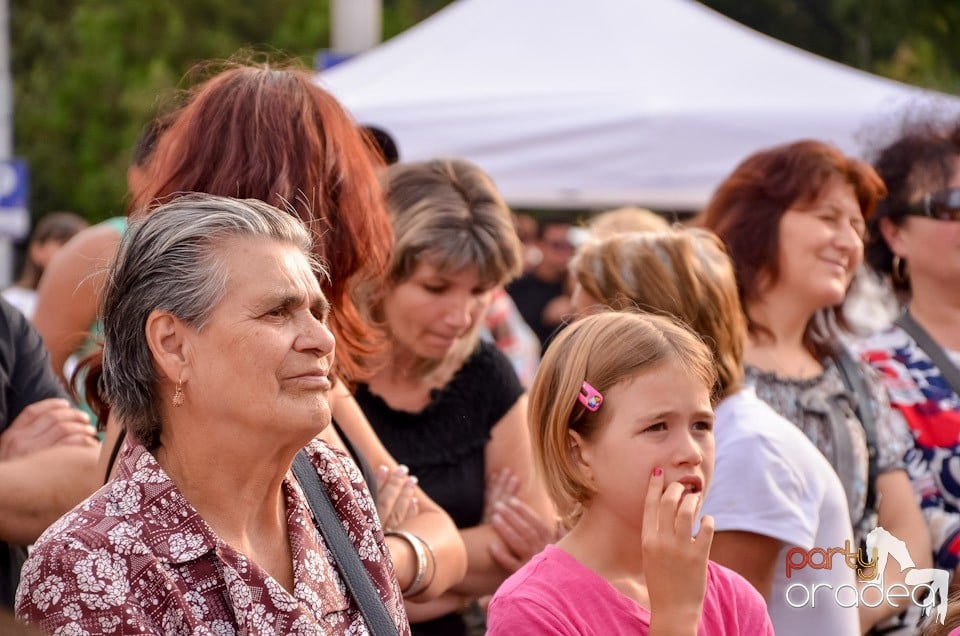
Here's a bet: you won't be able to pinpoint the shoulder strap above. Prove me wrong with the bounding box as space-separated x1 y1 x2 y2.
895 311 960 397
292 450 400 636
833 347 879 516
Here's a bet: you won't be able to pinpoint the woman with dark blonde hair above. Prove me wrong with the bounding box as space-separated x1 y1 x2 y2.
699 139 930 633
32 60 467 603
570 228 858 634
357 158 555 635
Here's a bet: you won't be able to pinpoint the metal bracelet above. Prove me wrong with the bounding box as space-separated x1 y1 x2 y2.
384 530 428 597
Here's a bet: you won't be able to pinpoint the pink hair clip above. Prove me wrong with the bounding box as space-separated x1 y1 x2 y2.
578 381 603 412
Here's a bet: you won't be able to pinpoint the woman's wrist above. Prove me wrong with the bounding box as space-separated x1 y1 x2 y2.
385 530 436 598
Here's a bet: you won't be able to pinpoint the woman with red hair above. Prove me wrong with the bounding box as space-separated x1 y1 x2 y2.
699 139 930 633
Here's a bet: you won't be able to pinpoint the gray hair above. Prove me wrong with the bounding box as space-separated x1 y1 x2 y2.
100 193 322 449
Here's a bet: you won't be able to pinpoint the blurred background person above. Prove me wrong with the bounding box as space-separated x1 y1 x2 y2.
586 205 669 239
857 121 960 582
0 295 96 610
506 214 575 348
699 139 930 633
358 158 555 635
33 116 167 384
2 212 87 321
570 228 859 634
16 195 411 634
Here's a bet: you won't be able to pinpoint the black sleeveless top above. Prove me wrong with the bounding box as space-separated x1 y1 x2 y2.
355 341 523 636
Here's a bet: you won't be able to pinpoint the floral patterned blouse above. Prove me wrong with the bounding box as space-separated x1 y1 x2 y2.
15 438 410 635
858 325 960 571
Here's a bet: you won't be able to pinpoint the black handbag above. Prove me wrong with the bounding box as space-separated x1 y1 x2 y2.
291 450 401 636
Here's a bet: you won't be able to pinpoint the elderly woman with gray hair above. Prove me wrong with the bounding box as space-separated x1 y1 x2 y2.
15 194 411 635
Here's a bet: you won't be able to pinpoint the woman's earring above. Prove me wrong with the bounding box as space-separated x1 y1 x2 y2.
892 255 909 286
172 376 184 407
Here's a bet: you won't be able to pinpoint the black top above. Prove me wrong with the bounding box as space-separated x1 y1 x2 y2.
356 341 523 530
0 298 70 608
356 341 523 636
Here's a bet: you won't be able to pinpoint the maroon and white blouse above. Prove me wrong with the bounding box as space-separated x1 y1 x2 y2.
15 438 410 635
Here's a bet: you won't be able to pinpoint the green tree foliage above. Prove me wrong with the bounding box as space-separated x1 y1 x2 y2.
12 1 338 221
699 0 960 92
11 1 959 222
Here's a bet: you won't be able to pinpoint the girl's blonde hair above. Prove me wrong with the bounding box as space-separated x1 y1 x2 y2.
529 311 717 522
571 228 746 399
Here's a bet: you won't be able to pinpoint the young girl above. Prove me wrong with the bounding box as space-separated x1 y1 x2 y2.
486 311 773 635
569 228 858 634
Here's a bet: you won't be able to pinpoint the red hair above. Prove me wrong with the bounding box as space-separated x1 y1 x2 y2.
698 140 886 356
133 61 391 381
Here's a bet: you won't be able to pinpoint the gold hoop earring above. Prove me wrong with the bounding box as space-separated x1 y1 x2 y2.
172 376 184 407
892 255 909 286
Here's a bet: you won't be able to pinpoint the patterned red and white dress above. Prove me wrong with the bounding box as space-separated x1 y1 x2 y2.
15 438 409 635
858 324 960 572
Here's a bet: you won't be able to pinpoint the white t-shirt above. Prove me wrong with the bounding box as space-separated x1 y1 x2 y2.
701 387 859 636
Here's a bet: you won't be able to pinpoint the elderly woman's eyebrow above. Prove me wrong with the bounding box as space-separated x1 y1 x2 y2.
271 289 331 317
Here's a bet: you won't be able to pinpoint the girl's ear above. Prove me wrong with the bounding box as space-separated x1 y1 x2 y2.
568 430 593 481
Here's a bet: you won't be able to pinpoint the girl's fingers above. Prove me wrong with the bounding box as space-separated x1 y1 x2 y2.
643 467 664 538
675 492 700 539
694 513 715 553
658 481 685 534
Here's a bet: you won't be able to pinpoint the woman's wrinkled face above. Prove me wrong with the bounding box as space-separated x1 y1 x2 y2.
771 178 865 312
383 261 493 361
184 237 336 441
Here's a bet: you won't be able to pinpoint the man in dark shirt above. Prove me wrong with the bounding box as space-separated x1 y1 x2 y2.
0 298 97 608
507 218 574 347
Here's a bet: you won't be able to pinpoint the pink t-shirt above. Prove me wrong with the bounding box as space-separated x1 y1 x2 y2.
487 545 773 635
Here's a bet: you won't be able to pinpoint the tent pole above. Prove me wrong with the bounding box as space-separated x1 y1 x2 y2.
331 0 383 56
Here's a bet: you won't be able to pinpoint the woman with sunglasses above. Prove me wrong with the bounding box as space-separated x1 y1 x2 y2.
857 122 960 582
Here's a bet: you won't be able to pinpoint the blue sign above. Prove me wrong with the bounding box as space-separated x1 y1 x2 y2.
315 49 355 71
0 159 29 239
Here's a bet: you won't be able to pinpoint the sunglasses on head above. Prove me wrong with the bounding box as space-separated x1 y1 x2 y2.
906 188 960 222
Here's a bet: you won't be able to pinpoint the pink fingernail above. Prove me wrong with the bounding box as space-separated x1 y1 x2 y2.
652 467 662 477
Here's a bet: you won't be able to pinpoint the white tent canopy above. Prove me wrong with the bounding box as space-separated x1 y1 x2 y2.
319 0 960 210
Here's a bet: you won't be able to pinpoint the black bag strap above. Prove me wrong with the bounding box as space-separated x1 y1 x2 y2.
833 346 879 517
292 450 400 636
895 310 960 398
